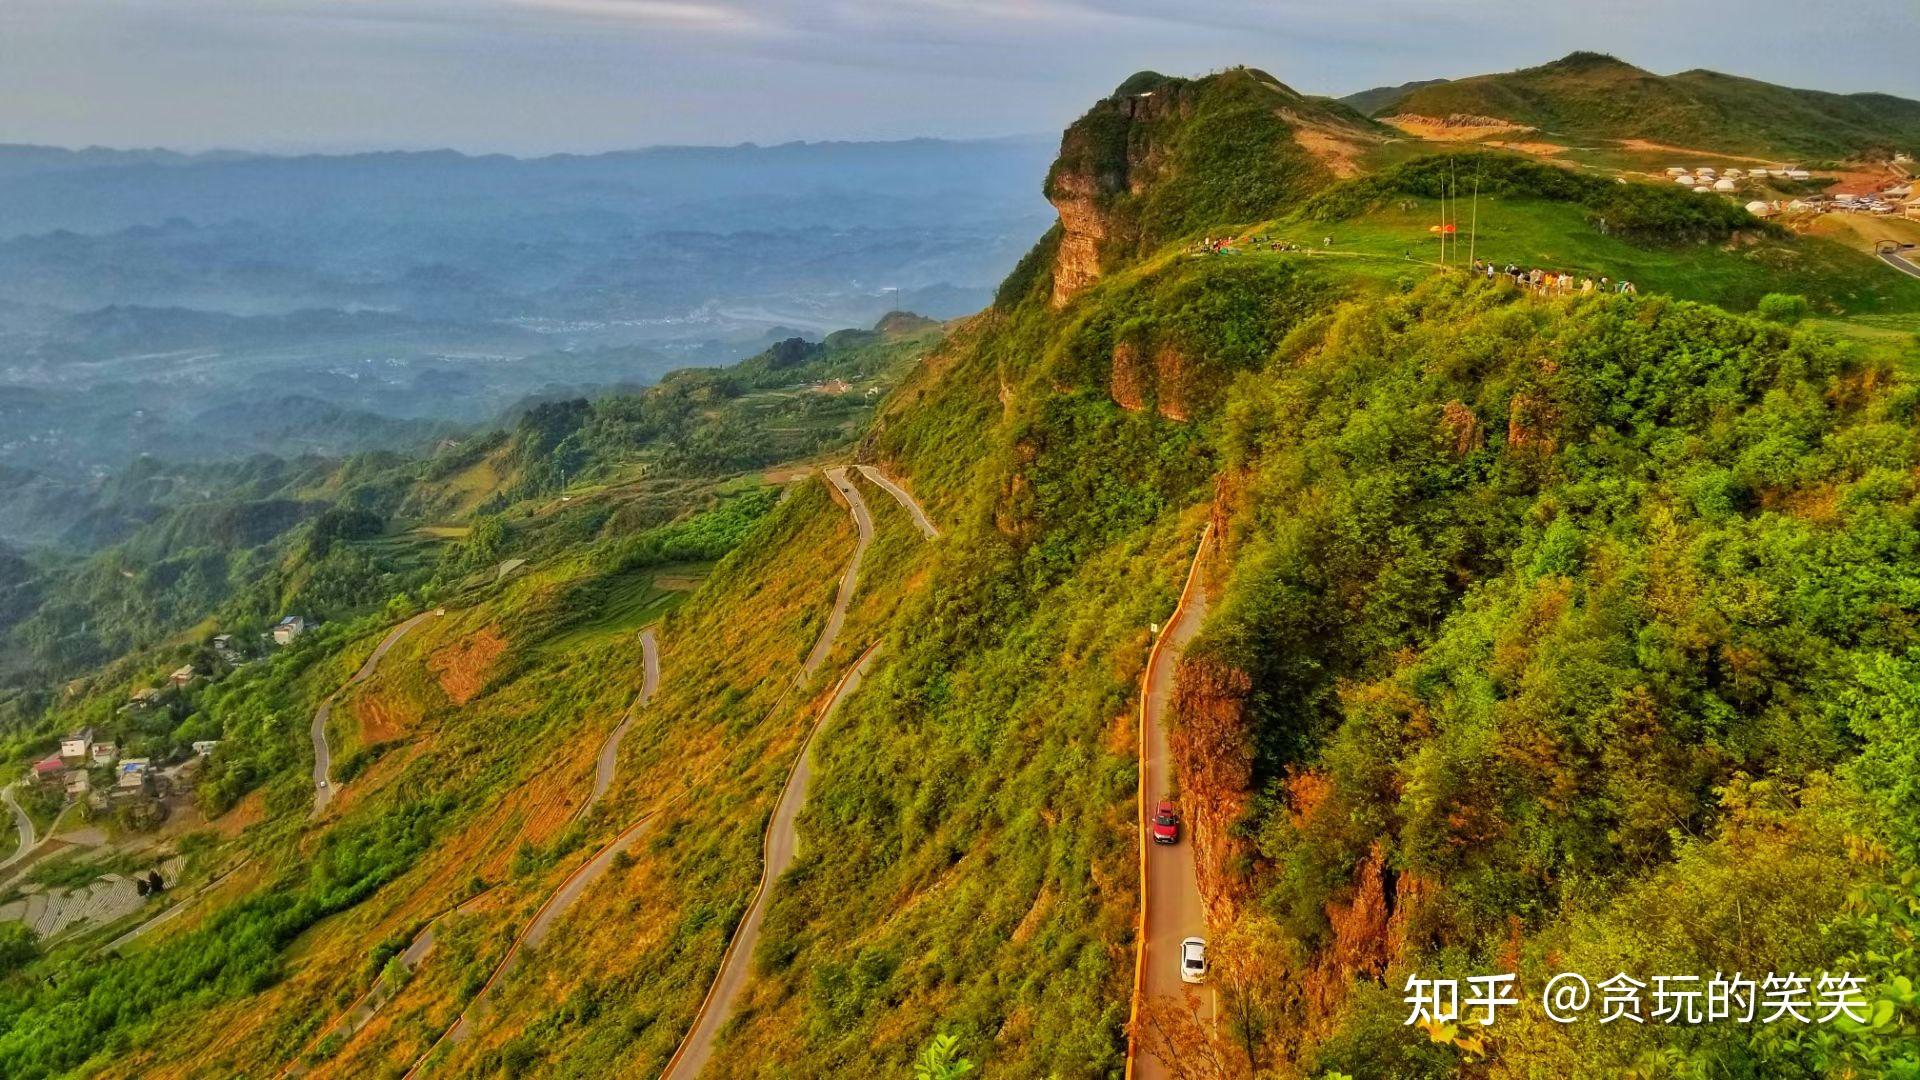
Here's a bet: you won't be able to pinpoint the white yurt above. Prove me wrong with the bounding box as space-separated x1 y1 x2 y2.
1788 169 1812 181
1750 168 1771 178
1745 200 1777 217
1674 174 1696 186
1666 166 1688 176
1694 185 1714 193
1714 177 1738 192
1696 166 1717 176
1724 168 1745 179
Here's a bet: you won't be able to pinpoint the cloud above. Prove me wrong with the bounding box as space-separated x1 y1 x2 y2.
505 0 768 32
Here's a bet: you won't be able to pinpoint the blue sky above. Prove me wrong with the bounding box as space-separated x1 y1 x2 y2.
3 0 1916 154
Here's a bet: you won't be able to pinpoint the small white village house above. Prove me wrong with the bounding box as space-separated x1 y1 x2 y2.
59 727 92 761
273 616 307 645
192 740 220 757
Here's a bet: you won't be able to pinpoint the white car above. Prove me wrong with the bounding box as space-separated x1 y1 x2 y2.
1180 937 1208 984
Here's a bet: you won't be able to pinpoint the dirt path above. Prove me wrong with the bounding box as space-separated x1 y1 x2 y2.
855 464 939 539
1133 527 1215 1080
588 628 661 812
311 609 441 817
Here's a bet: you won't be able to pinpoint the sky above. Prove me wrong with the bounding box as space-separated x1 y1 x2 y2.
3 0 1917 156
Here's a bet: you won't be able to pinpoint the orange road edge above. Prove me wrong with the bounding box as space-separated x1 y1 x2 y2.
657 641 883 1080
1124 519 1212 1080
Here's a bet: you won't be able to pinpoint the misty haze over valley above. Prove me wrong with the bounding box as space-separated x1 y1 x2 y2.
0 137 1052 544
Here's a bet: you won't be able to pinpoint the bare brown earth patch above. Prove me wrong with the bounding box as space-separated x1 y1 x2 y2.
1385 113 1537 142
210 789 265 839
427 627 507 705
353 689 410 744
1285 111 1381 178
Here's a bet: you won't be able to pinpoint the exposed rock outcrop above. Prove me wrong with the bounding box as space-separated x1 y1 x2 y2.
1169 652 1256 927
1040 68 1371 307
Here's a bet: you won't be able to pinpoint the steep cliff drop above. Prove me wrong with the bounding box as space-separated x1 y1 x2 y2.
1041 68 1378 307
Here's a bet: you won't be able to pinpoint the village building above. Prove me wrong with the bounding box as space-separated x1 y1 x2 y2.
32 755 65 788
128 687 163 708
116 758 151 789
91 742 118 765
273 616 307 645
64 771 90 797
59 728 93 761
192 740 220 757
169 665 197 687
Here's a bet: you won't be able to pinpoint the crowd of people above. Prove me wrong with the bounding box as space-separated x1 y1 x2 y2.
1194 234 1314 255
1472 260 1636 295
1187 234 1641 298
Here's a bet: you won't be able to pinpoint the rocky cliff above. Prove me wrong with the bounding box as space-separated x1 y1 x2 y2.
1040 68 1374 306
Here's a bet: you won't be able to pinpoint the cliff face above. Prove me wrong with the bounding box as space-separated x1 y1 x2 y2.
1044 83 1193 307
1169 651 1256 927
1039 68 1365 307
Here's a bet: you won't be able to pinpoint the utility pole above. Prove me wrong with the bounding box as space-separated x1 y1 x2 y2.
1469 159 1481 268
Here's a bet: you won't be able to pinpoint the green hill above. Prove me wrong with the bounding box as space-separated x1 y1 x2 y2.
1 59 1919 1080
1376 51 1920 159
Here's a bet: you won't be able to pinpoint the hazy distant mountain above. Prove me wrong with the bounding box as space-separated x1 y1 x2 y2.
1370 52 1920 157
0 136 1056 485
1337 77 1449 116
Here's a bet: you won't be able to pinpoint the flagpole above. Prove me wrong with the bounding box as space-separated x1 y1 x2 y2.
1469 159 1480 268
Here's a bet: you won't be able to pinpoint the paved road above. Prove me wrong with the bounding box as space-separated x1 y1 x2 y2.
431 813 661 1055
102 856 253 952
854 465 939 539
588 628 661 810
663 467 903 1080
662 650 880 1080
0 784 33 870
311 609 441 816
1879 249 1920 280
1136 529 1215 1080
404 470 882 1079
800 468 875 678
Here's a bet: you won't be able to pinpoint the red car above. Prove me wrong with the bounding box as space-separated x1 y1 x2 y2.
1152 802 1180 845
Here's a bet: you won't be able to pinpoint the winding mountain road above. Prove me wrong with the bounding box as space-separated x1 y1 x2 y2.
1 784 34 870
311 609 441 816
1133 526 1215 1080
403 468 895 1078
663 466 919 1080
855 465 939 539
588 628 661 811
662 649 880 1080
1879 247 1920 281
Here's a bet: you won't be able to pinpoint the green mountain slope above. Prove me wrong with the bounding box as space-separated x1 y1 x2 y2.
1378 51 1920 159
2 59 1920 1080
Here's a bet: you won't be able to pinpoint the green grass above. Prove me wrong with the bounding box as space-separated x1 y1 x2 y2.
534 562 710 654
1247 195 1920 316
